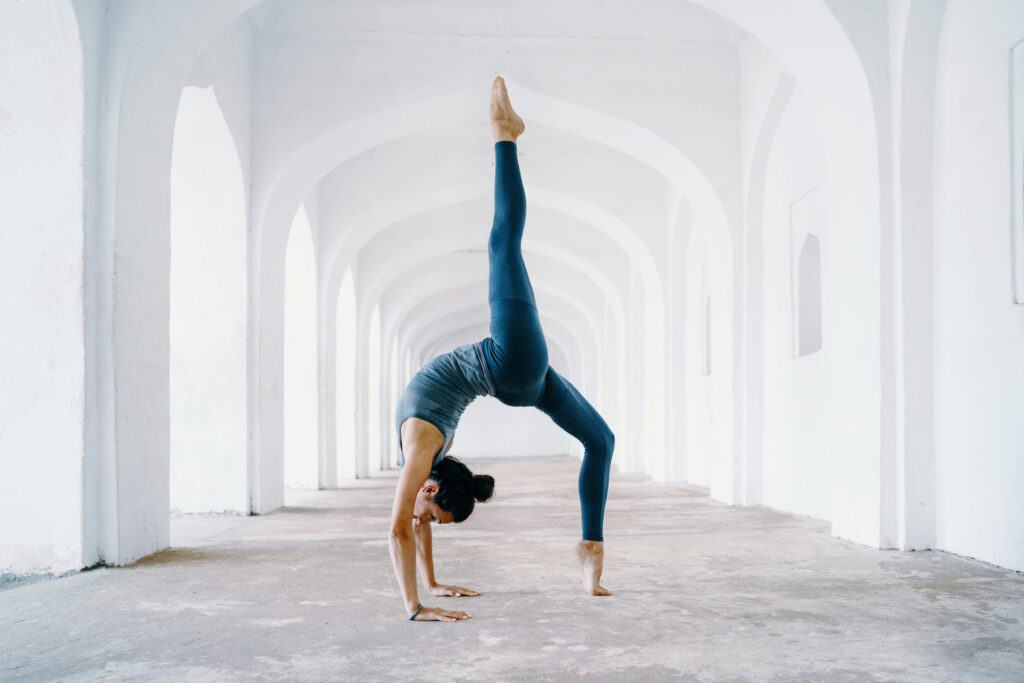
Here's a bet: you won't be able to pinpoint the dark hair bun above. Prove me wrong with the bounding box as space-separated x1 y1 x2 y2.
472 474 495 502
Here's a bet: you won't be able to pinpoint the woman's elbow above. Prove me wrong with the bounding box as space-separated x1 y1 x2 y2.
389 524 412 543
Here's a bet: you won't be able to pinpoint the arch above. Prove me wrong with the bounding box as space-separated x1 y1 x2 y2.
169 85 248 513
335 268 358 482
386 337 401 467
686 0 884 546
284 205 318 489
92 0 886 565
272 80 726 487
320 180 663 478
378 252 612 391
737 71 796 506
686 226 734 498
398 293 591 383
387 272 601 390
91 0 260 565
367 304 383 473
319 189 633 477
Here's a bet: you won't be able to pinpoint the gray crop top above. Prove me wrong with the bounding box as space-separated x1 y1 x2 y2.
395 340 496 467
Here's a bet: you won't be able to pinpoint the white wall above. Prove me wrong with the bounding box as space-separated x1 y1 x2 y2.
685 229 734 494
760 86 831 522
0 2 86 577
933 0 1024 572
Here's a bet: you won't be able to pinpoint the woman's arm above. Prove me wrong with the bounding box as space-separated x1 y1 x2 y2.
387 460 428 616
413 517 480 598
387 420 469 622
413 516 438 589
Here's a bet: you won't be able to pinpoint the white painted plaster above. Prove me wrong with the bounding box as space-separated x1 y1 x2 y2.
933 0 1024 571
0 1 85 576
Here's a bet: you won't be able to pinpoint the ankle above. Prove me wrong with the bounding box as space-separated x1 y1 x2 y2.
492 125 518 143
579 539 603 553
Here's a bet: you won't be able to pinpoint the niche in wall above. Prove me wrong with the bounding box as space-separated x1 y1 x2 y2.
1011 38 1024 304
789 187 825 357
700 265 712 375
795 234 823 355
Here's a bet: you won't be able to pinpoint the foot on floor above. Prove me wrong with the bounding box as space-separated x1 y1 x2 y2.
576 539 612 596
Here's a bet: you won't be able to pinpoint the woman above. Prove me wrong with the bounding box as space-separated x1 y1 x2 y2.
388 76 615 622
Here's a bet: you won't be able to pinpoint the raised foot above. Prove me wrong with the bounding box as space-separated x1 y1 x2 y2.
576 540 612 596
490 75 525 142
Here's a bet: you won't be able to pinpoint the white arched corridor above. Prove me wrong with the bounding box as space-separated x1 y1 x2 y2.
3 1 1024 679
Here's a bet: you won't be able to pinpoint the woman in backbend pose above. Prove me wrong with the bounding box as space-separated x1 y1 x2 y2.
388 76 615 622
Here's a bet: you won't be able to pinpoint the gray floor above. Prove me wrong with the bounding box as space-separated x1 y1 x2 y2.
2 456 1023 682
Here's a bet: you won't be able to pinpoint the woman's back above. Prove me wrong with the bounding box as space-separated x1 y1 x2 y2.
395 341 495 465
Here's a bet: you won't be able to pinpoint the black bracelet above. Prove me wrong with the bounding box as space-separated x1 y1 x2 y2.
409 603 423 621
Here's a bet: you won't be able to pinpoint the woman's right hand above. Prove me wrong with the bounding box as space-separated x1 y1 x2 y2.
411 606 471 622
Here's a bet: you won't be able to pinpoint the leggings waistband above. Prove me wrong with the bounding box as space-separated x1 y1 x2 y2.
473 340 497 397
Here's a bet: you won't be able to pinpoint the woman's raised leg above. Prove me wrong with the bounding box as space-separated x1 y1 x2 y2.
488 140 535 308
483 78 548 400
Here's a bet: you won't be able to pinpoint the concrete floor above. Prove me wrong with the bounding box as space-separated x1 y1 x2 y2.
2 456 1023 682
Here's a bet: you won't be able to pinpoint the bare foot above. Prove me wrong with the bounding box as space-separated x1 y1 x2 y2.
490 76 525 142
576 540 612 596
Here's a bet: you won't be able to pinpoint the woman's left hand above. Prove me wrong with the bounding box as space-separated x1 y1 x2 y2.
429 583 480 597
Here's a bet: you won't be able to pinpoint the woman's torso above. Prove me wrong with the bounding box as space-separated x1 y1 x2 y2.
395 341 496 466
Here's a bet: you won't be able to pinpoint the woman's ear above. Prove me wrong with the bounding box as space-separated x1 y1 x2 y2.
422 481 439 496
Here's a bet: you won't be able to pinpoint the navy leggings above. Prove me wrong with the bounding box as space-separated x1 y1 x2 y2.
480 141 615 542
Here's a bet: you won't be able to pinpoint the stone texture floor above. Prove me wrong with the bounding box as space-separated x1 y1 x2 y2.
2 456 1023 681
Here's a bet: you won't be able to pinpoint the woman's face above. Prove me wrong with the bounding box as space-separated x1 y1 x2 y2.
413 481 454 526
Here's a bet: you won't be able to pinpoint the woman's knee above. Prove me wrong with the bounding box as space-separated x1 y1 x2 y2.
488 229 520 258
587 424 615 463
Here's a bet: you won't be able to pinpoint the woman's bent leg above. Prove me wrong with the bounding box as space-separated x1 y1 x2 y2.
534 367 615 542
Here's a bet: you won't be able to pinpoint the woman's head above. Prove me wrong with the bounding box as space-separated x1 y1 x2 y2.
413 456 494 525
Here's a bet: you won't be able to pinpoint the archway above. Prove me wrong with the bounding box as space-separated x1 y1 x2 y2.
93 0 885 564
335 268 358 481
284 205 318 490
169 85 248 513
685 225 734 499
